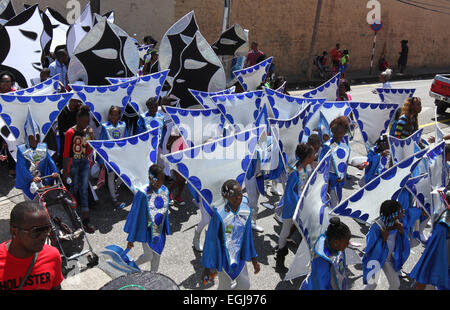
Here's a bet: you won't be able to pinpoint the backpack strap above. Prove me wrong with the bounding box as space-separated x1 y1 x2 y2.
18 252 38 290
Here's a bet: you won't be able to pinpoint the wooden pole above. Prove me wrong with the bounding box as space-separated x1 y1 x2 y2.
369 31 377 75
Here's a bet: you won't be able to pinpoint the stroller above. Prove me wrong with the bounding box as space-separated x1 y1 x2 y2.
36 175 99 276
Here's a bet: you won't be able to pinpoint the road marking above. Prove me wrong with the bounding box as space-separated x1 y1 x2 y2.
419 118 450 129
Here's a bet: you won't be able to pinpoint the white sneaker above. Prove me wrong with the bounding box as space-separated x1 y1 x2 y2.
274 213 282 223
271 182 282 196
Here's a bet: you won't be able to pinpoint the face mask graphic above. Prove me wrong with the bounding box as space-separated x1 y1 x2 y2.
0 5 44 88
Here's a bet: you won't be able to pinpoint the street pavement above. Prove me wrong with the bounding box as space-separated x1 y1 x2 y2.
0 78 447 290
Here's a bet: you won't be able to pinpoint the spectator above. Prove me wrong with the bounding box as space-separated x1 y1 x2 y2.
49 47 69 88
245 42 264 68
398 40 408 74
62 106 95 234
337 78 352 101
330 44 342 74
0 201 63 290
0 71 17 177
57 98 82 169
339 50 350 78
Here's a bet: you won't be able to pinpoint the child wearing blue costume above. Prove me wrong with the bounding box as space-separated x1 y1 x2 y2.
362 200 410 290
98 106 129 209
300 217 352 290
16 112 59 201
363 134 391 185
275 143 315 273
410 208 449 290
124 165 171 272
201 180 260 290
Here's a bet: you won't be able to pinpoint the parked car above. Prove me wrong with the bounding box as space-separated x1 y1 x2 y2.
430 74 450 114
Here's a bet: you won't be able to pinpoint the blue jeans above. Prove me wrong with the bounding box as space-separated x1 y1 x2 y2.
69 158 90 212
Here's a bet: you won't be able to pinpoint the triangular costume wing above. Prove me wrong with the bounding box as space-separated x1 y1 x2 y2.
70 80 137 124
159 11 199 87
388 129 423 164
331 148 428 224
269 104 313 169
302 73 341 101
264 87 325 120
211 24 248 57
169 31 226 108
88 128 159 194
0 4 44 88
106 70 169 115
68 19 139 85
211 90 265 133
164 106 232 147
66 2 93 57
14 75 60 96
163 126 265 214
188 87 235 109
0 93 73 146
350 102 399 150
45 7 70 54
233 57 273 92
376 88 415 105
284 151 332 281
426 141 448 220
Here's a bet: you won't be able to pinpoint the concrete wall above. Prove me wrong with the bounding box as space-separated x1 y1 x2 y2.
12 0 450 78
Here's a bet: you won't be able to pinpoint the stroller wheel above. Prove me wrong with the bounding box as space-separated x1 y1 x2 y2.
87 254 99 268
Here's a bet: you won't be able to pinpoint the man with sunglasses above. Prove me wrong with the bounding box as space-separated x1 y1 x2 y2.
0 201 63 290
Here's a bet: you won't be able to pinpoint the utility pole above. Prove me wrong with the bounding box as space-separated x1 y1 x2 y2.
221 0 232 78
90 0 100 15
306 0 323 80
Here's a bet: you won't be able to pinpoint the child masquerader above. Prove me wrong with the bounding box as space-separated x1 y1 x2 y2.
124 165 171 272
362 200 410 290
300 217 352 290
318 116 352 207
275 143 315 273
98 106 129 209
362 134 391 186
201 180 260 290
410 207 449 290
16 111 59 201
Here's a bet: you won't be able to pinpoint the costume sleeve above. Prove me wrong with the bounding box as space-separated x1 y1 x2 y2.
63 129 74 159
319 144 330 162
15 147 33 192
281 171 299 219
240 205 258 261
409 223 449 288
364 150 381 184
123 191 151 243
392 228 411 272
309 257 333 290
98 125 109 141
38 151 59 185
201 211 223 271
394 116 407 139
136 116 146 135
362 224 389 284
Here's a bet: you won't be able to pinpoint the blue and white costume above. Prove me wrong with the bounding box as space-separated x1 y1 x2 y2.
409 212 450 290
201 196 258 290
319 138 351 206
137 111 167 171
300 234 348 290
364 145 391 185
98 121 129 204
123 185 171 272
362 218 410 290
15 113 58 201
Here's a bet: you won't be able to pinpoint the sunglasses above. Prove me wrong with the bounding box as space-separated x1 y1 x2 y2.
16 224 52 239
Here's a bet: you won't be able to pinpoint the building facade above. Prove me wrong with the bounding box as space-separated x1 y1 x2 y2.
13 0 450 80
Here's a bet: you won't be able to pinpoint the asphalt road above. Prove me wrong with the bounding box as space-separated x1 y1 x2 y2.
0 78 447 290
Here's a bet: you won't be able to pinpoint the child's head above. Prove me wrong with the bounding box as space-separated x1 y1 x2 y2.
295 143 315 167
108 106 122 124
380 200 404 227
325 217 351 252
40 68 51 82
145 97 159 116
338 79 351 96
148 164 165 191
307 133 322 154
76 105 91 130
445 144 450 162
330 116 350 142
375 134 389 153
221 179 243 208
68 98 82 111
